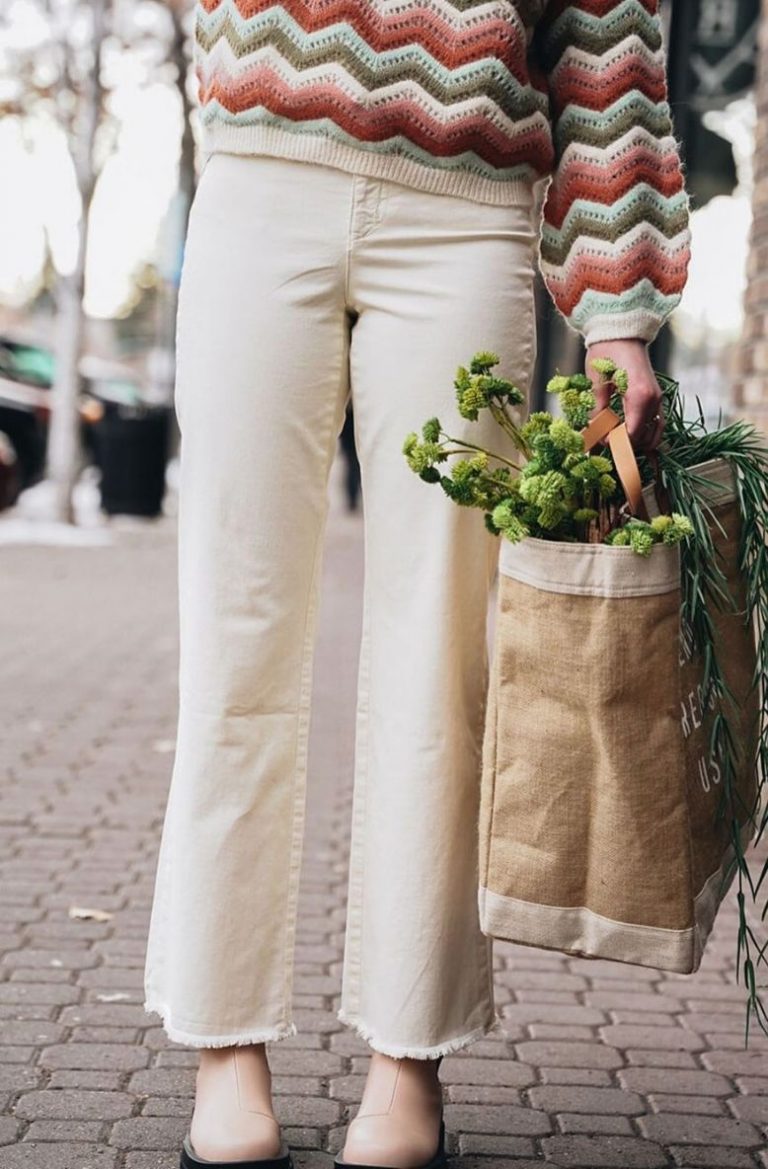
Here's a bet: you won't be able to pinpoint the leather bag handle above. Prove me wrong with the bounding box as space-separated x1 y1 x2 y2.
580 406 650 521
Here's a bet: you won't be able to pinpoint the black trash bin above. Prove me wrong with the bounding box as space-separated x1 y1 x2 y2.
94 400 171 517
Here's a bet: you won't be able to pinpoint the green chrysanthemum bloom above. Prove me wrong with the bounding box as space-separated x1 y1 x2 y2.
469 452 489 471
599 473 617 498
519 470 566 507
538 500 568 530
530 434 563 472
491 500 529 543
613 367 629 394
421 417 441 443
569 374 593 392
521 412 553 443
590 357 617 377
404 439 444 474
606 528 630 547
454 365 471 391
573 507 599 523
549 418 584 455
403 432 418 456
457 383 487 420
629 527 654 556
560 389 581 416
662 513 694 545
590 455 613 475
470 350 500 374
650 514 674 535
670 513 694 537
547 374 572 395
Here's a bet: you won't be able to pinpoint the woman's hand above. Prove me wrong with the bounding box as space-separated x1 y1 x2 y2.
585 339 665 452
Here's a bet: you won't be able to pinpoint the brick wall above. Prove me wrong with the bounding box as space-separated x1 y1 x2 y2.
734 0 768 432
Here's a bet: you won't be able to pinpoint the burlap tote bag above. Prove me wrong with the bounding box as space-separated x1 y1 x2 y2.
478 414 760 974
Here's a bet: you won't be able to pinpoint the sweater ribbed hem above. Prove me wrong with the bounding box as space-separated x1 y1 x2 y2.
199 120 539 208
581 310 667 348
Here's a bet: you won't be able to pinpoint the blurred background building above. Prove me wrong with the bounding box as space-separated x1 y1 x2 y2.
0 0 765 521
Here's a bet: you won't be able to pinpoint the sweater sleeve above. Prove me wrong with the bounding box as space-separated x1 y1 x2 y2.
532 0 692 347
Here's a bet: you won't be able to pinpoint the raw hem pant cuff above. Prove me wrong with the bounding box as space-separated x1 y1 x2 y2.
336 1006 505 1059
143 998 297 1048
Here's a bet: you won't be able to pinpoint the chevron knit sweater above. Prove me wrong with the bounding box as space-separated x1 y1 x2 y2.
193 0 691 346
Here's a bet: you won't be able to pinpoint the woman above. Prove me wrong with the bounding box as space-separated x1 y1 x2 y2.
143 2 691 1167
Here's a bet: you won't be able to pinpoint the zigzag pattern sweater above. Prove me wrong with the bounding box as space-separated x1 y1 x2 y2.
193 0 691 345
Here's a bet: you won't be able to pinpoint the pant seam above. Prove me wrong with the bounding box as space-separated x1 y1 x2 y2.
341 448 372 1019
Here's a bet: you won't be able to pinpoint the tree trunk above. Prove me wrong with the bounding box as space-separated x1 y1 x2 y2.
45 0 108 523
734 0 768 435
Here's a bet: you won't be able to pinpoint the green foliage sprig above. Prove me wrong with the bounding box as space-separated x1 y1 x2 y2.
640 376 768 1042
402 351 692 555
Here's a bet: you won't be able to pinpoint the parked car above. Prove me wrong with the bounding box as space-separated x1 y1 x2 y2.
0 337 171 517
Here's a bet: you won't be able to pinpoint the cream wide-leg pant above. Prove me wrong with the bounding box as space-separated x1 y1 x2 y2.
143 151 538 1057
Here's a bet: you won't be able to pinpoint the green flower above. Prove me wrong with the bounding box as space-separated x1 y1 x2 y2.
599 473 617 498
569 374 593 392
670 512 694 539
573 507 599 524
629 527 654 556
521 412 554 443
547 374 571 395
613 368 629 394
403 436 445 474
456 380 488 420
549 418 584 455
590 357 617 377
421 417 441 443
491 500 529 543
606 528 630 547
470 350 500 374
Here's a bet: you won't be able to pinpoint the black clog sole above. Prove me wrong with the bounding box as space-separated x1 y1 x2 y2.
333 1119 448 1169
180 1134 294 1169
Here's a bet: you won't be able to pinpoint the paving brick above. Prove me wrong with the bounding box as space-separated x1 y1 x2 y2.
648 1094 725 1115
727 1094 768 1124
443 1103 551 1136
38 1043 150 1071
670 1147 758 1168
14 1090 134 1120
556 1113 634 1135
541 1134 668 1166
22 1121 105 1143
625 1050 698 1069
735 1077 768 1095
638 1114 761 1147
275 1097 341 1127
599 1024 705 1051
109 1117 188 1149
0 1121 19 1147
515 1041 624 1069
141 1097 191 1117
702 1049 768 1075
539 1068 613 1087
0 1145 118 1168
445 1084 521 1104
456 1133 536 1157
528 1086 645 1115
46 1071 124 1091
438 1056 535 1087
619 1068 734 1095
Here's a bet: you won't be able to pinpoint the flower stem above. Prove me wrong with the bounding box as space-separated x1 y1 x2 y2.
440 435 522 471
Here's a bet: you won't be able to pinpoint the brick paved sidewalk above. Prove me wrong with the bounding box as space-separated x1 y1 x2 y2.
0 459 767 1169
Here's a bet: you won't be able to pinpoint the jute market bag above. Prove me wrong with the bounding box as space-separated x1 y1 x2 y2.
478 409 761 973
